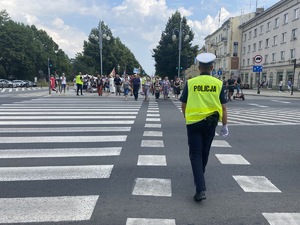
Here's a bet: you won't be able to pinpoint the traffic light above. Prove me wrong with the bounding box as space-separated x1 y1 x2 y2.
49 60 53 67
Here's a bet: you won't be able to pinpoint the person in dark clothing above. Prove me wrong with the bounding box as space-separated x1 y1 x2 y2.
132 74 140 100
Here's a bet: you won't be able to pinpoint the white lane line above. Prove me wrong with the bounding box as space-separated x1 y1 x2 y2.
0 115 136 119
0 127 131 133
1 89 6 93
215 154 250 165
248 103 269 108
212 140 231 147
0 108 140 111
141 140 164 147
0 135 126 143
132 178 172 197
16 88 19 92
0 165 113 181
0 147 122 159
137 155 167 166
143 131 163 137
146 114 160 117
145 124 161 128
8 88 12 92
233 176 281 192
147 110 159 113
0 112 138 115
126 218 176 225
148 108 159 110
271 100 291 104
0 120 134 125
0 195 98 223
262 213 300 225
146 118 161 122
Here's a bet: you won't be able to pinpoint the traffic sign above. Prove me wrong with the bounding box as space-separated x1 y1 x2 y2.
253 65 263 72
254 55 263 63
218 70 222 75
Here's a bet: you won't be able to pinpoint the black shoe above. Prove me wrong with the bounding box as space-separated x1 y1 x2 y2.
194 191 206 202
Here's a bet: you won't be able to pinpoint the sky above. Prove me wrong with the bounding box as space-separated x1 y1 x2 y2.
0 0 280 75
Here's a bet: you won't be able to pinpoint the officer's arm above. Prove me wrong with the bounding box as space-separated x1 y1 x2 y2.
179 81 188 118
222 104 227 125
181 103 186 118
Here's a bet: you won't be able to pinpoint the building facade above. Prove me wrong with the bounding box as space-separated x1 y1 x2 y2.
239 0 300 90
204 13 255 79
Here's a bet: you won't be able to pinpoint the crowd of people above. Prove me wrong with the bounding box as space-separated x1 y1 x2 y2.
72 73 185 101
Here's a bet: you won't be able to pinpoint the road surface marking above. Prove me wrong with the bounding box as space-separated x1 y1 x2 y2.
132 178 172 197
0 135 127 143
262 213 300 225
0 147 122 158
0 127 131 133
215 154 250 164
126 218 176 225
141 140 164 147
0 165 113 181
137 155 167 166
0 120 134 125
233 176 281 192
212 140 232 147
146 118 161 122
145 124 161 128
143 131 163 137
0 195 98 223
146 114 160 117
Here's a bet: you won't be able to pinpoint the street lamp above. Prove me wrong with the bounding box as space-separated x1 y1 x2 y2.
172 18 189 80
91 20 111 76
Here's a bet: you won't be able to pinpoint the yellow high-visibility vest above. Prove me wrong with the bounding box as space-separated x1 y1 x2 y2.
185 75 223 125
76 75 83 85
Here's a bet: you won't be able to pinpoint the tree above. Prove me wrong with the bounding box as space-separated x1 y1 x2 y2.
73 21 143 76
152 11 198 80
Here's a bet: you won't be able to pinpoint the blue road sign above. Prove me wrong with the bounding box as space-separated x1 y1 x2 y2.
253 65 263 72
218 70 222 75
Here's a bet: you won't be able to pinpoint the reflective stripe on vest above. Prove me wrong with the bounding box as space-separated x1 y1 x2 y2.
185 75 223 125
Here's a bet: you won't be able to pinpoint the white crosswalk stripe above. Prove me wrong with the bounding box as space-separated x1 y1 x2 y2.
0 98 142 223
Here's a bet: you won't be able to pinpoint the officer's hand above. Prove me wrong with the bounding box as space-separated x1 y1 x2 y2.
220 125 229 137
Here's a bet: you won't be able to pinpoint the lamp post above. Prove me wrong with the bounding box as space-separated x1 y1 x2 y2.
92 20 110 76
172 18 189 81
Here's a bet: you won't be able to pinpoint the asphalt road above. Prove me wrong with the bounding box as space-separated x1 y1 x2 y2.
0 90 299 225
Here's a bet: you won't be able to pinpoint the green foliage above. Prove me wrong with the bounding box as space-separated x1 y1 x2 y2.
72 21 143 76
152 11 198 80
0 10 72 81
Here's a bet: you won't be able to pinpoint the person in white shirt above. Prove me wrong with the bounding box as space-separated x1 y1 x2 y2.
60 73 67 95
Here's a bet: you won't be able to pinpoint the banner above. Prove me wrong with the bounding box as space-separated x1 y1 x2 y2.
109 68 116 77
133 68 140 74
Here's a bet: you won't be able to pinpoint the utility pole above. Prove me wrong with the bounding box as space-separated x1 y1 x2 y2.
48 58 51 94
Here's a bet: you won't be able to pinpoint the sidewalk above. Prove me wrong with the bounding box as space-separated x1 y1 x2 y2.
241 88 300 98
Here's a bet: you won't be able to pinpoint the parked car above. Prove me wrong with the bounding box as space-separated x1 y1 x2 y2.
0 79 15 88
22 80 33 87
12 80 27 87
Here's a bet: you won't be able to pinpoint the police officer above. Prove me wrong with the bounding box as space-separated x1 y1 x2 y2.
180 53 229 202
76 72 83 96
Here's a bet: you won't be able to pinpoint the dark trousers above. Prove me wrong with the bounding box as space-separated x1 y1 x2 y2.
187 119 216 192
155 92 160 99
133 86 139 100
77 84 83 95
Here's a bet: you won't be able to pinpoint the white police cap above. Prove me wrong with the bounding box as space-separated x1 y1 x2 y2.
196 53 216 64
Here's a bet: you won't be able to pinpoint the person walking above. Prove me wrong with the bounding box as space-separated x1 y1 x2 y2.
60 73 67 95
173 77 181 100
96 75 103 96
132 74 140 101
162 76 171 99
114 74 122 96
180 53 228 202
144 77 151 101
122 76 131 101
278 80 283 92
76 72 83 96
154 78 161 101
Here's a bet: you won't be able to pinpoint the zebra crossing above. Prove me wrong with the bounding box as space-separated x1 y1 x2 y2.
172 101 300 126
0 87 42 93
0 97 141 224
172 100 300 225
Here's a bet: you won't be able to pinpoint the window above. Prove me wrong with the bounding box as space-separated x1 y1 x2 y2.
291 49 295 59
249 31 252 39
242 59 245 67
282 32 287 43
254 28 257 37
264 54 268 64
284 13 288 24
294 8 299 20
267 22 271 31
259 40 263 49
243 33 247 41
253 43 256 51
274 18 279 28
272 53 276 62
280 51 285 60
273 35 278 45
248 45 251 53
243 46 246 54
260 25 264 34
292 28 298 40
247 58 250 66
266 38 269 47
